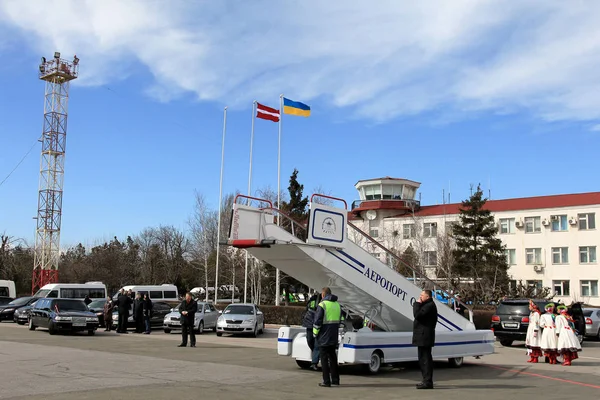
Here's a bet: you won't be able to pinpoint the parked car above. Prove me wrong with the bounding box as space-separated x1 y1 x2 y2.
0 296 37 322
0 296 14 306
492 299 585 346
87 299 107 327
112 301 172 331
163 301 219 334
28 298 99 335
14 300 38 325
583 308 600 340
216 303 265 337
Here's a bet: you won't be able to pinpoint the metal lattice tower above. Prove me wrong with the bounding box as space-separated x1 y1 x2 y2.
32 52 79 294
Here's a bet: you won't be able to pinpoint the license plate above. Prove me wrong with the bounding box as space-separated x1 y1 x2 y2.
171 322 180 326
73 322 86 327
227 325 237 329
503 322 518 329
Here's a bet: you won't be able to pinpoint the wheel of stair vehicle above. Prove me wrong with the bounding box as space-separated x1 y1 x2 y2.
448 357 464 368
296 360 311 369
364 351 383 374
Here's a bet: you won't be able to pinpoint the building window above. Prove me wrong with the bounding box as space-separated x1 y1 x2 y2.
423 251 437 266
551 215 568 232
364 185 381 200
509 280 517 292
423 222 437 238
382 185 403 200
525 217 541 233
581 280 599 297
579 246 597 264
499 218 515 234
553 280 570 296
403 224 415 239
445 222 456 235
504 249 516 265
551 247 569 264
578 213 596 230
370 252 381 260
369 227 379 238
525 248 542 265
526 280 543 295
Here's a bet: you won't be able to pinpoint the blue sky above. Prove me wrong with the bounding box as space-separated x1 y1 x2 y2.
1 1 600 247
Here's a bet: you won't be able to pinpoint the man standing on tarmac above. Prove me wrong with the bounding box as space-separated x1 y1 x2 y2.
412 290 438 390
303 291 322 371
115 289 133 334
313 287 342 387
178 292 198 348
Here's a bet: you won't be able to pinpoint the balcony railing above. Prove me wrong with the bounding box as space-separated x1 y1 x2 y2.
351 198 420 211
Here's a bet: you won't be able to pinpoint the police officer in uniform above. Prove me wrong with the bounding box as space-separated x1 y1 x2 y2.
313 287 342 387
303 291 322 371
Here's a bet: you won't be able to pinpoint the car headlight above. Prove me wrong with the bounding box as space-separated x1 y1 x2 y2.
112 315 118 320
3 308 15 313
217 316 224 322
164 316 171 321
244 318 255 323
55 316 72 321
86 317 98 322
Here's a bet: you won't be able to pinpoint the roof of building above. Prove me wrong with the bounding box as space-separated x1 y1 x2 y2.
355 177 421 186
387 192 600 218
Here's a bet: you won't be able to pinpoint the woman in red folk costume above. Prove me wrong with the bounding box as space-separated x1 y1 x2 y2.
555 305 581 366
525 300 542 363
539 303 558 364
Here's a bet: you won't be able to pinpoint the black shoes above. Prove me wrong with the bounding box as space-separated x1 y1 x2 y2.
178 343 186 347
416 382 434 390
191 344 196 348
318 383 331 388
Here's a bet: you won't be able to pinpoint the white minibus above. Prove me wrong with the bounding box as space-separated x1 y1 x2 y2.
33 282 107 300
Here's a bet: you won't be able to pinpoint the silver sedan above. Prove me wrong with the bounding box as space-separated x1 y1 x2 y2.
584 308 600 340
216 303 265 337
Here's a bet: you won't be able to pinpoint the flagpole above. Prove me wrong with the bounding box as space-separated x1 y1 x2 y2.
275 94 283 306
215 106 227 305
244 101 256 304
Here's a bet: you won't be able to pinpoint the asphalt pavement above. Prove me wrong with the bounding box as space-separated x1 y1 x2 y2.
0 322 599 399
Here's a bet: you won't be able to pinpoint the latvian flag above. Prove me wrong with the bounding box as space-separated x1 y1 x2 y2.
256 102 280 122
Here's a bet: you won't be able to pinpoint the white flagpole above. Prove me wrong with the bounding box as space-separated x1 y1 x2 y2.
215 106 227 305
244 101 257 304
275 94 283 306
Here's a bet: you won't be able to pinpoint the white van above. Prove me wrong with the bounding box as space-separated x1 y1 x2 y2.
0 280 16 298
115 284 179 303
33 282 107 300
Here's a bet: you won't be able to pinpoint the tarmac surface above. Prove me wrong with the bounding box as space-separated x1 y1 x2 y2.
0 321 599 399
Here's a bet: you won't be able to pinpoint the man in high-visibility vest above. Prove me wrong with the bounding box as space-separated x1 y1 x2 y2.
313 287 342 387
302 291 322 370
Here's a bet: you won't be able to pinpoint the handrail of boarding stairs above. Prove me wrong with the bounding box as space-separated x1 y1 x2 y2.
347 221 474 323
310 193 348 210
234 194 273 208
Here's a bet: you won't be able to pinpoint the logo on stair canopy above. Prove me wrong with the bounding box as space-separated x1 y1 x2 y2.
321 217 336 235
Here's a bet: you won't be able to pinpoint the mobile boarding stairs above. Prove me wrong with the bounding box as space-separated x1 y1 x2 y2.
227 194 494 373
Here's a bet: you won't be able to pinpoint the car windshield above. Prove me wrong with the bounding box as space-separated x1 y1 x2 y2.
88 300 105 308
223 305 254 315
496 302 529 315
8 297 32 307
54 300 88 312
33 289 50 298
583 310 593 317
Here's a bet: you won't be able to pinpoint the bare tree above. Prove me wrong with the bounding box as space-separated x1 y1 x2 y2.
188 192 218 301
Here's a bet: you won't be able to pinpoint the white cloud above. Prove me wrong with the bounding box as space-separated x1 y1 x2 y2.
2 0 600 125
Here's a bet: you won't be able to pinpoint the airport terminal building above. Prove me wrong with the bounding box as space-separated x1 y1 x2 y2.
349 177 600 306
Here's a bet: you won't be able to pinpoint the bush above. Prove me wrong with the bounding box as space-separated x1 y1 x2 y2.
473 309 494 330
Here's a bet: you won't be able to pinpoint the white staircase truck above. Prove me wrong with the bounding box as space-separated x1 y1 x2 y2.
227 194 494 373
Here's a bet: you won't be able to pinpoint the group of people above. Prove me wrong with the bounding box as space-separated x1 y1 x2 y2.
303 287 439 390
525 300 581 366
103 289 154 334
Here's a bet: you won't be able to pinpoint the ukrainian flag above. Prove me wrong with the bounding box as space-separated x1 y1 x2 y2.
283 97 310 117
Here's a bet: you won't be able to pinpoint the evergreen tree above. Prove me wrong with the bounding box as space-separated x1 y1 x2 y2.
452 185 509 302
280 168 309 240
396 244 419 278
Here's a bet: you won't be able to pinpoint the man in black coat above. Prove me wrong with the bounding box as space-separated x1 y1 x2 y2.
412 289 438 389
178 292 198 348
115 289 133 334
133 293 145 333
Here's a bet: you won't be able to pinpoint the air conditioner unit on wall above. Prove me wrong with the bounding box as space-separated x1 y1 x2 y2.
533 265 543 272
551 215 559 221
569 217 577 225
542 219 550 226
515 220 524 228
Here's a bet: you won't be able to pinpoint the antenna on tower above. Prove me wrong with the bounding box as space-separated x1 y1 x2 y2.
448 180 451 204
32 52 79 294
442 189 445 205
488 176 492 200
469 183 474 196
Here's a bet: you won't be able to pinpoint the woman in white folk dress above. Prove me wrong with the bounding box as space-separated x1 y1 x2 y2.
555 305 581 366
525 300 542 363
539 303 558 364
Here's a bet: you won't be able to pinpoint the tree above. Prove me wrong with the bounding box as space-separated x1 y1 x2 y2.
452 185 509 302
280 168 309 239
188 192 218 301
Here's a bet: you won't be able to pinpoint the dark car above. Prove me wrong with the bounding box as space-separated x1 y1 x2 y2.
0 297 14 306
87 299 107 327
492 299 585 347
28 298 99 335
14 300 38 325
0 296 37 322
112 301 172 331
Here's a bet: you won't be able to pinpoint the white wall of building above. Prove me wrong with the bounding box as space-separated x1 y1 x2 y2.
352 204 600 305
